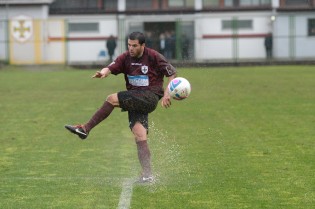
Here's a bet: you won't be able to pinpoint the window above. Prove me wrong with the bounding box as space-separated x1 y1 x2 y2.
126 0 153 9
103 0 117 10
222 19 252 30
50 0 112 14
224 0 271 7
51 0 98 9
203 0 220 7
224 0 236 6
168 0 194 7
68 23 99 33
169 0 184 6
308 19 315 36
125 0 194 11
286 0 309 6
240 0 271 6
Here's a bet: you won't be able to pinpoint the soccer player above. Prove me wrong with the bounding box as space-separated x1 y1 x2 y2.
65 31 177 183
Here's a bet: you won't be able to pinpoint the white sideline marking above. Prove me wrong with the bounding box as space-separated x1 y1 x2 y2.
117 178 134 209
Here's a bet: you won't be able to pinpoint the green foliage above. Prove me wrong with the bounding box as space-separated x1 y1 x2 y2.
0 65 314 208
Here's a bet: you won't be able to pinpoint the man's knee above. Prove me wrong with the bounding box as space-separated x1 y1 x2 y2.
132 122 147 142
106 93 119 106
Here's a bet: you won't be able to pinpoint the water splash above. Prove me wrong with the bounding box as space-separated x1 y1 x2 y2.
148 121 191 190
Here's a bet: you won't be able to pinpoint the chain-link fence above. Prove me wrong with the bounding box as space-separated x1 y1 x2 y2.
1 14 315 65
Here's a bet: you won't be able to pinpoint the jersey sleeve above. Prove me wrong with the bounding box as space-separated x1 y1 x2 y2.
107 53 126 75
156 53 177 77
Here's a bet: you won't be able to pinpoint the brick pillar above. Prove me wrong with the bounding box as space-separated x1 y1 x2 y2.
219 0 225 8
279 0 286 7
97 0 103 9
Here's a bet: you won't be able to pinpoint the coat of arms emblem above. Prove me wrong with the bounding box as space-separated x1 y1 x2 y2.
11 15 33 43
141 65 148 74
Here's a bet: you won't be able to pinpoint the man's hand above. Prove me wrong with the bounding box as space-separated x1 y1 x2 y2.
161 94 172 108
92 67 111 79
162 74 177 108
92 71 106 78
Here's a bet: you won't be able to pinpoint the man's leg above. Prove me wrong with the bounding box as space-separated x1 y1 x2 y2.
84 93 119 133
65 93 119 139
118 90 157 182
132 122 152 179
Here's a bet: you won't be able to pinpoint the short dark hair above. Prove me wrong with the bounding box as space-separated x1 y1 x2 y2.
128 32 145 45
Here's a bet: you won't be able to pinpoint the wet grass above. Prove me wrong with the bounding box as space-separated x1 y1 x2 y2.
0 65 314 208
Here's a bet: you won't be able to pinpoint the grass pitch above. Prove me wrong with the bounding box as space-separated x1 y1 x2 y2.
0 65 314 208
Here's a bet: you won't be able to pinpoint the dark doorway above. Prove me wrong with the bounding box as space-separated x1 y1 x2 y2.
144 22 176 59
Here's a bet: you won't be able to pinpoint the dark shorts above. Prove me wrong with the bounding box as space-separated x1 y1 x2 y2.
117 90 160 130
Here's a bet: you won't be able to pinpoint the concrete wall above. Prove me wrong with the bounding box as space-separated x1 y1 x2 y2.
195 12 272 61
273 13 315 60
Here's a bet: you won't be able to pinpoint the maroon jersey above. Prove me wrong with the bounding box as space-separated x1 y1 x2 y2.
108 47 176 96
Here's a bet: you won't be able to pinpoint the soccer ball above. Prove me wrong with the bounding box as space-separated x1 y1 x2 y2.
167 77 191 100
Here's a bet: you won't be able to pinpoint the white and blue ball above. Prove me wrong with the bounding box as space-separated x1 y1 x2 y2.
167 77 191 100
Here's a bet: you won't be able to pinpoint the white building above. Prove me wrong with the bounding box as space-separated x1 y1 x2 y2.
0 0 314 65
0 0 54 64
